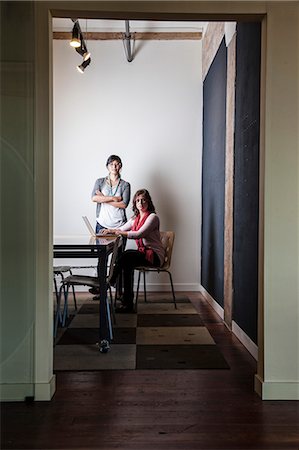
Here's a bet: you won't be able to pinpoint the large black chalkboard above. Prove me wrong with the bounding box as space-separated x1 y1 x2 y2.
201 39 227 307
233 22 261 344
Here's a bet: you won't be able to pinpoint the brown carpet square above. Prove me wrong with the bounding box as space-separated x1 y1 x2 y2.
57 327 99 345
57 327 136 345
136 345 229 369
78 303 100 314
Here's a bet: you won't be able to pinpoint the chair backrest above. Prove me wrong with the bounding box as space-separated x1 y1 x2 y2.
107 236 121 282
160 231 175 270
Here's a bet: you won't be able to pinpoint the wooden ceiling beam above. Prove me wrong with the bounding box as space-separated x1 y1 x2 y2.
53 31 202 40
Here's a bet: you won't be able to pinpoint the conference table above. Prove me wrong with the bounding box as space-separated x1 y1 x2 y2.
53 235 121 353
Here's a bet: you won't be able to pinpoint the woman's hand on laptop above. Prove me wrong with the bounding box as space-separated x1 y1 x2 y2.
102 228 127 237
102 228 116 235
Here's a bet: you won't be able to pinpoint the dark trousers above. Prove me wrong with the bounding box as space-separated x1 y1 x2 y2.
96 222 126 297
110 250 160 308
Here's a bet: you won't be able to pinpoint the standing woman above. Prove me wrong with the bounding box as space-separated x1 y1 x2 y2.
104 189 165 313
91 155 130 298
91 155 131 234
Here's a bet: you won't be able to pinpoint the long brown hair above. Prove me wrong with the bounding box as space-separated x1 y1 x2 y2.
132 189 156 216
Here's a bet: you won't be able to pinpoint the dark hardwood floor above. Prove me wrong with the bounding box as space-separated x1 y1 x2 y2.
2 292 299 450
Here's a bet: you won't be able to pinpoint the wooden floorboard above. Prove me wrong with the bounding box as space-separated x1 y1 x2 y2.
1 292 299 450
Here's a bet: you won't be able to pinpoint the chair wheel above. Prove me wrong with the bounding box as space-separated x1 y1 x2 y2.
99 339 110 353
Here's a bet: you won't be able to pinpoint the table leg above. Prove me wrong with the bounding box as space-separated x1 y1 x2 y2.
97 250 110 352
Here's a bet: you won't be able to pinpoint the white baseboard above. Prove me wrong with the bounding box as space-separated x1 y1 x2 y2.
232 321 258 360
133 283 201 292
0 375 56 402
34 375 56 401
255 375 299 400
55 283 202 293
199 285 258 360
199 285 224 319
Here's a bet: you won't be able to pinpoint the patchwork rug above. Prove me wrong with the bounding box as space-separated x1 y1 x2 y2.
54 295 229 371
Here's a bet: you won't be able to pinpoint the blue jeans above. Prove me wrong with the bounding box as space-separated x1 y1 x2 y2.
95 222 106 234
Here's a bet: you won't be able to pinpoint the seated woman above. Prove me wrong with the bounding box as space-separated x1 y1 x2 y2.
103 189 165 313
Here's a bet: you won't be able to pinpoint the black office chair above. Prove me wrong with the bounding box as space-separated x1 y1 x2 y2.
134 231 177 312
54 236 120 340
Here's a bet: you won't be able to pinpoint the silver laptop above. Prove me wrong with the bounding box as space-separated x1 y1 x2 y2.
82 216 116 237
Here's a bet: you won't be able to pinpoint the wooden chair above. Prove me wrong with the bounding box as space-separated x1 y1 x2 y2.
54 236 120 340
135 231 177 311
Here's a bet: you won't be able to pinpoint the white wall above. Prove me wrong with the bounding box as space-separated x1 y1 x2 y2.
53 37 203 291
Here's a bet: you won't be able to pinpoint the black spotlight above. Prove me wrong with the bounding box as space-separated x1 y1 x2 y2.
70 21 81 48
77 57 91 73
75 35 91 61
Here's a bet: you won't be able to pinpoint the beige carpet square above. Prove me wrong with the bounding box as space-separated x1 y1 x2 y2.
137 303 197 315
54 344 136 370
136 326 215 345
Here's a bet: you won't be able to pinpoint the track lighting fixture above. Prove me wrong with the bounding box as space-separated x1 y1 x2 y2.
70 19 91 73
122 20 134 62
77 57 91 74
75 37 91 61
70 21 81 48
83 50 91 62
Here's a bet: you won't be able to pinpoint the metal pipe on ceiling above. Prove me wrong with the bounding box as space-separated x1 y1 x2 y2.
123 20 134 62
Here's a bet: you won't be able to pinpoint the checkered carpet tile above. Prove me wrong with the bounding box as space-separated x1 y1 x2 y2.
54 295 229 371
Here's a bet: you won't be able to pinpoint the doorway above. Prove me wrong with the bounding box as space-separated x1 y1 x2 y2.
34 2 266 399
52 15 262 365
